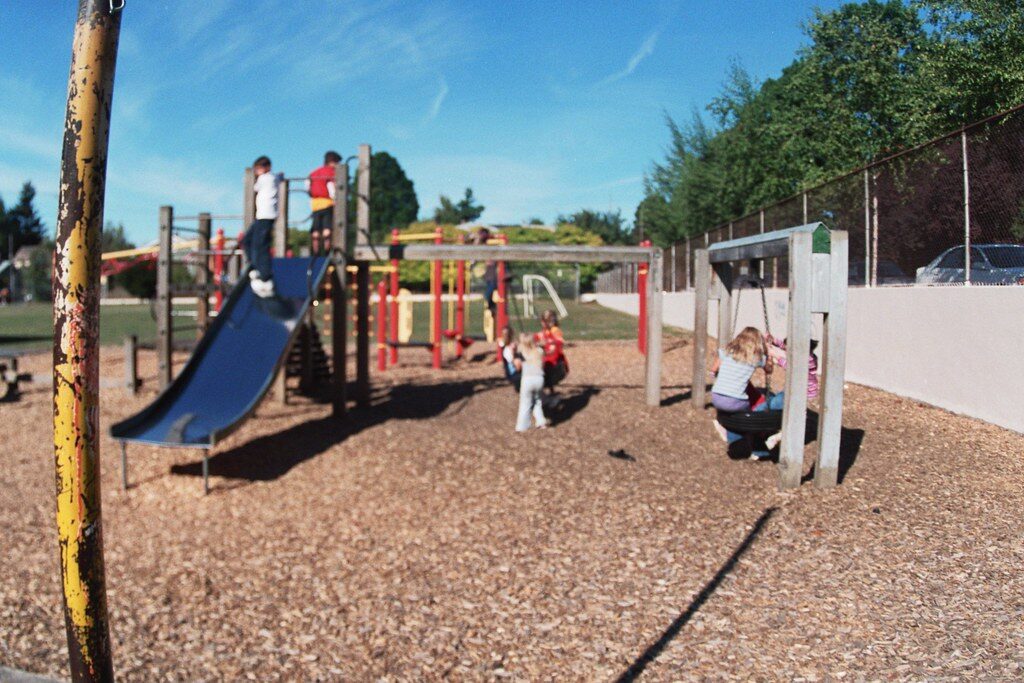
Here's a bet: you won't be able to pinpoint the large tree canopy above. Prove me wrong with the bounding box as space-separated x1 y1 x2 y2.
350 151 419 243
638 0 1024 246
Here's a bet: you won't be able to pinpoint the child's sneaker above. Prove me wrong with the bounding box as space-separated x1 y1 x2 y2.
713 421 729 443
251 277 275 298
749 451 771 461
764 432 782 451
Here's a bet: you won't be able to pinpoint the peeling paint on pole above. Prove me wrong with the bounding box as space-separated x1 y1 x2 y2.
53 1 121 681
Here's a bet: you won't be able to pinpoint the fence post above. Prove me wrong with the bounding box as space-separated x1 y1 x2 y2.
863 169 871 287
871 173 879 287
157 206 172 389
196 213 211 336
692 249 710 409
962 130 971 285
644 248 663 407
357 144 371 247
759 210 766 281
802 190 808 224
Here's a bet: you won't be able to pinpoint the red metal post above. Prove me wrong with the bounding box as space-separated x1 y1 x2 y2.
455 234 466 358
214 228 225 312
377 279 387 372
495 234 508 362
638 239 650 354
389 229 399 365
432 227 443 369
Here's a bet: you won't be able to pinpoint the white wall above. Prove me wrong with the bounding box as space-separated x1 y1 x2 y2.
597 288 1024 434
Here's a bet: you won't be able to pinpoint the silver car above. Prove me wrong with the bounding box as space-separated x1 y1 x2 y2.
915 244 1024 285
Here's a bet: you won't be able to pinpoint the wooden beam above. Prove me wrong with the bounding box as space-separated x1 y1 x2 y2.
356 144 371 246
196 213 211 337
644 249 663 407
707 222 825 264
778 231 813 490
692 249 710 409
157 205 173 389
351 243 658 264
815 230 849 488
274 178 289 257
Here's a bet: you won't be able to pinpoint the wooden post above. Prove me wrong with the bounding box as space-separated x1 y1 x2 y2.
356 144 371 246
331 263 346 418
53 2 121 678
644 248 663 407
274 179 289 258
242 167 254 271
692 249 710 409
196 213 211 336
157 205 173 389
389 230 400 365
124 334 137 395
713 262 734 348
815 231 848 489
356 262 370 407
432 227 443 369
336 160 349 254
228 230 242 283
779 231 813 490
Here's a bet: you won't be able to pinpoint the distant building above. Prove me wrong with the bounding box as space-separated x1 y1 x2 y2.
12 245 40 269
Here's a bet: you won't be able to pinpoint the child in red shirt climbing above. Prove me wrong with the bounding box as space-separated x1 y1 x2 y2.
306 150 341 255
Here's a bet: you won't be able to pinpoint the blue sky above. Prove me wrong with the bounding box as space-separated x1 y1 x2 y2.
0 1 846 244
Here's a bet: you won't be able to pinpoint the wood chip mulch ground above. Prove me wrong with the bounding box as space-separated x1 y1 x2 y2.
1 337 1022 681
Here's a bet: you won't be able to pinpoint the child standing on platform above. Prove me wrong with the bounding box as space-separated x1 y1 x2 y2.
242 156 281 298
514 334 547 432
306 150 341 255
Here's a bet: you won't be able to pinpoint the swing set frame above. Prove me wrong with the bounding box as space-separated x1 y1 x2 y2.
692 223 849 490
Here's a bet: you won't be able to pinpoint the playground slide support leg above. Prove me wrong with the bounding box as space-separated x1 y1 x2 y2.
53 1 121 680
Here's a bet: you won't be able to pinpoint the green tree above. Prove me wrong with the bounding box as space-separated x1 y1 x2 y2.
349 151 419 243
556 209 632 244
101 221 134 253
433 188 485 224
916 0 1024 125
1 182 46 260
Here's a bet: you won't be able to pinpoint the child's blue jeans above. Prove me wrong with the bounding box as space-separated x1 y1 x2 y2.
242 218 274 281
725 391 785 457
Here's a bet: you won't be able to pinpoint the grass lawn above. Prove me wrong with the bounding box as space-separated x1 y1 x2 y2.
1 295 651 355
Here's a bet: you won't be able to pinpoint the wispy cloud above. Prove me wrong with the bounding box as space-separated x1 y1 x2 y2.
0 126 59 159
599 31 659 85
425 79 449 124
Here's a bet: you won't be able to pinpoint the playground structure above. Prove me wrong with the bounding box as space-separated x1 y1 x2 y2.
691 223 849 490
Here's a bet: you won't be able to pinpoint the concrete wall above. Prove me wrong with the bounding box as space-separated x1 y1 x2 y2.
597 288 1024 434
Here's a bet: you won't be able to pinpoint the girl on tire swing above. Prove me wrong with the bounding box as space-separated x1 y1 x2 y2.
709 326 784 460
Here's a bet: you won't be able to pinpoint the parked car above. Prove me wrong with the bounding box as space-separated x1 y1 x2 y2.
848 259 913 285
915 244 1024 285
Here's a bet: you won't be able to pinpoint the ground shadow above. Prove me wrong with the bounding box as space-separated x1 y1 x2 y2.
660 388 692 407
170 376 508 486
615 507 777 682
802 423 865 484
548 385 600 426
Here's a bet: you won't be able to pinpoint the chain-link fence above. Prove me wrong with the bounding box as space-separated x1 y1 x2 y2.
598 105 1024 293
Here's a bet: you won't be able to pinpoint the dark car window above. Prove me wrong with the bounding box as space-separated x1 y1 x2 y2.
981 246 1024 268
937 248 965 269
970 247 985 267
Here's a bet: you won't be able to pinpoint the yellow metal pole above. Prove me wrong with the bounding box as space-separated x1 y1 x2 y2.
54 1 122 681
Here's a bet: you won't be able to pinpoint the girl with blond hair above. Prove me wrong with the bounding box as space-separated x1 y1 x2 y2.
514 333 548 432
710 327 780 459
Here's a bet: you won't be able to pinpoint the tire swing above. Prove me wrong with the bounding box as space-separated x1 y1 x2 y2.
715 275 783 434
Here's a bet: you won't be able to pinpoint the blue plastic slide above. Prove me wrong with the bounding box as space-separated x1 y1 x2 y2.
111 257 332 447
